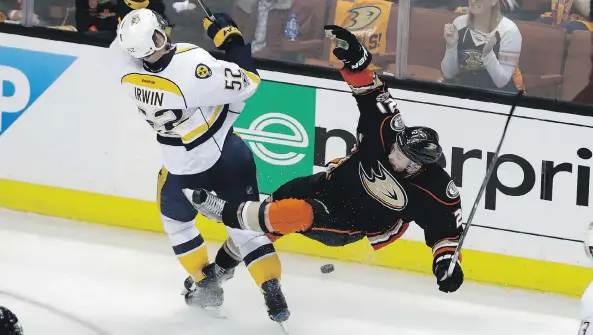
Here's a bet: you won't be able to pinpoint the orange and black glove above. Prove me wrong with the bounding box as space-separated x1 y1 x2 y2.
202 13 244 51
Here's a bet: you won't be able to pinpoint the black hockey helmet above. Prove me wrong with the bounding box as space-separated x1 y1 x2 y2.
393 126 442 165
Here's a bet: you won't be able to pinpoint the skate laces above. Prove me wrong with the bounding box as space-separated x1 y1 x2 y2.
203 192 226 217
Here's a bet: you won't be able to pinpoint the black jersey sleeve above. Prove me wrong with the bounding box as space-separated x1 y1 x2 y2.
339 69 406 146
408 165 464 259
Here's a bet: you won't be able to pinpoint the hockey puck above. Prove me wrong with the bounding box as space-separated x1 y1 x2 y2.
320 264 334 274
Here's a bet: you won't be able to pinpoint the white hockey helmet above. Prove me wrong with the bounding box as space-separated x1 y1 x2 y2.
584 221 593 260
117 8 169 59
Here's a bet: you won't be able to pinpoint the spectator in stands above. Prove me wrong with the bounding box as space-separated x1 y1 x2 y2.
572 0 593 104
2 0 41 24
441 0 523 92
453 0 528 19
0 0 10 22
75 0 117 34
232 0 326 61
167 0 232 47
538 0 592 31
74 0 169 40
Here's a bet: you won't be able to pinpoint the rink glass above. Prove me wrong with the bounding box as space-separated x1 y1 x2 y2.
5 0 592 106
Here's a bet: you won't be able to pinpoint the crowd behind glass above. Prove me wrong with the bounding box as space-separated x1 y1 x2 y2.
1 0 591 105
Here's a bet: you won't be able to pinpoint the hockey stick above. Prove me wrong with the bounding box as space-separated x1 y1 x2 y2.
444 89 525 279
173 0 214 16
196 0 215 20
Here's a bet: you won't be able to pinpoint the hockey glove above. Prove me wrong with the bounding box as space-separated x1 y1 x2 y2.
203 13 244 50
432 250 464 293
324 25 372 72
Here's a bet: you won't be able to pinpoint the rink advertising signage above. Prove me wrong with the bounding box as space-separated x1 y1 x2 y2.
235 81 316 194
0 46 76 136
236 81 593 241
313 125 592 210
313 87 593 242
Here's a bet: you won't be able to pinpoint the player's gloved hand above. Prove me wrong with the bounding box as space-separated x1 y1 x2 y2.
432 251 464 293
202 13 245 50
324 25 371 72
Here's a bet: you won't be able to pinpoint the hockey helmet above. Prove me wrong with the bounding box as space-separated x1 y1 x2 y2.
117 9 169 59
392 126 443 165
584 222 593 260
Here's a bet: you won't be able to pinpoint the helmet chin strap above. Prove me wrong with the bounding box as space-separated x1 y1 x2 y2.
142 31 170 62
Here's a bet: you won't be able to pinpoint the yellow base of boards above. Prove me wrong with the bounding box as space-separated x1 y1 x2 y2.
0 178 590 297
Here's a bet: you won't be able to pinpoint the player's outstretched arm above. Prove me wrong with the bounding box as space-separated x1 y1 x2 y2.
324 25 402 116
324 25 378 95
203 13 258 75
324 25 405 137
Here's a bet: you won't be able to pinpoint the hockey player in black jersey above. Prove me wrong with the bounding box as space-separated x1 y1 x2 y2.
184 25 465 317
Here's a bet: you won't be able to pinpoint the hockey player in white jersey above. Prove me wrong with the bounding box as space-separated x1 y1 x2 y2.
580 222 593 334
112 8 288 322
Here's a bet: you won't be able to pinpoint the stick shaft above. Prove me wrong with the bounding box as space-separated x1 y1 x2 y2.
196 0 215 20
445 90 524 277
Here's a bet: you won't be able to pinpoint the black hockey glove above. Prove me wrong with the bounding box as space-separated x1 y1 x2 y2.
324 25 372 72
202 13 245 51
433 251 464 293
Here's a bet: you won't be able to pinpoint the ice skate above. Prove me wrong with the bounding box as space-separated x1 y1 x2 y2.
183 188 226 222
183 263 228 318
182 265 235 295
261 279 290 332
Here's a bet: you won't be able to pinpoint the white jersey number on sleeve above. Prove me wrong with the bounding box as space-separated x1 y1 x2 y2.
186 48 260 107
223 67 250 91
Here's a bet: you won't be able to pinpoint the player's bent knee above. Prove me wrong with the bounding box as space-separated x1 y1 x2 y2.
267 199 313 235
161 215 196 235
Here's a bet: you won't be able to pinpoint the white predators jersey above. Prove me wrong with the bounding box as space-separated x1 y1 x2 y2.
113 42 260 175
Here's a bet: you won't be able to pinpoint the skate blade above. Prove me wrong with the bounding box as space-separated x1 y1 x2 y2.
278 321 289 334
272 311 290 334
188 304 227 319
202 305 227 319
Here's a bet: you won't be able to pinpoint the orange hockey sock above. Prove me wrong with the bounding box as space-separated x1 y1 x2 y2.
266 199 314 235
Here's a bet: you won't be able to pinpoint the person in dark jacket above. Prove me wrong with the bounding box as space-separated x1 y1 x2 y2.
75 0 117 33
572 0 593 104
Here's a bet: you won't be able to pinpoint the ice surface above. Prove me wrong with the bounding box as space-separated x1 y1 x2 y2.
0 208 580 334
